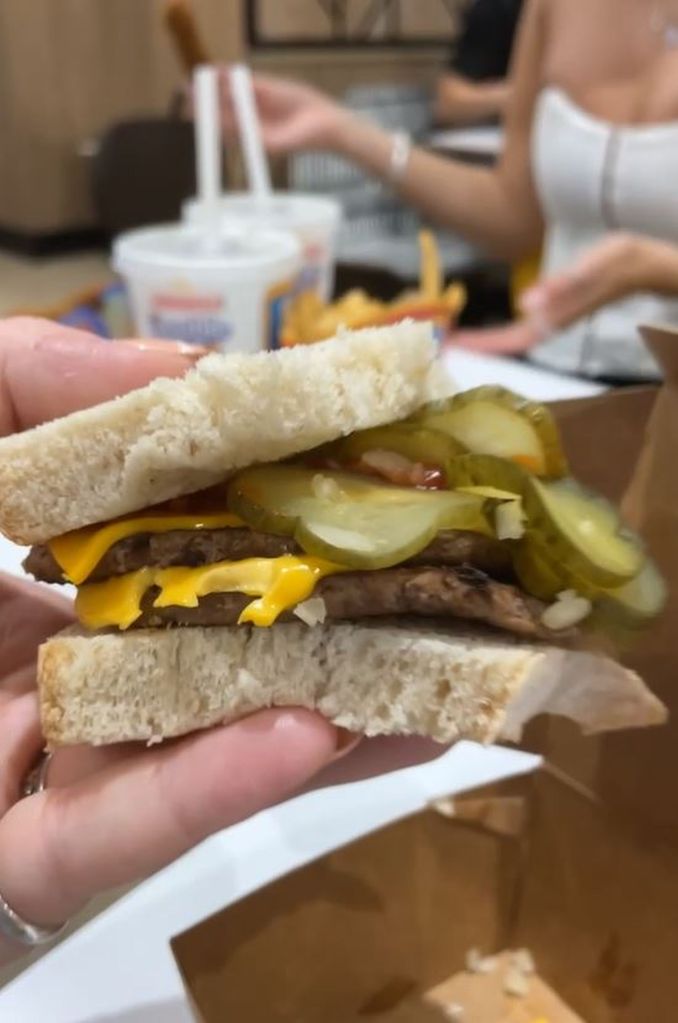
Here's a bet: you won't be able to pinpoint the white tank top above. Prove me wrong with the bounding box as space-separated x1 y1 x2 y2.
529 86 678 379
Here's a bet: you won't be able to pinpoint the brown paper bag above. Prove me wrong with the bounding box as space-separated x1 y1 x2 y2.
173 333 678 1021
172 811 507 1022
532 327 678 828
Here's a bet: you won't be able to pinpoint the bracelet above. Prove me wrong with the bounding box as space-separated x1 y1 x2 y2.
388 130 412 183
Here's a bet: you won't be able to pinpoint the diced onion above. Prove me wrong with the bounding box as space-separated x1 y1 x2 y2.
360 448 415 475
312 474 343 501
495 499 525 540
503 966 530 998
465 948 497 975
509 948 535 976
541 591 592 630
293 597 327 626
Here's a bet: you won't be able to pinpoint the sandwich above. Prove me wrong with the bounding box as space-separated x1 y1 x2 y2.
0 321 666 747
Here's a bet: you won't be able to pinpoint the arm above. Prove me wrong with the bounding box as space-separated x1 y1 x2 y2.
221 0 546 262
332 0 545 261
435 72 512 126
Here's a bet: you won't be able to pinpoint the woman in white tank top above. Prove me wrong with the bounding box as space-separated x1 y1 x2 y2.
220 0 678 382
528 85 678 379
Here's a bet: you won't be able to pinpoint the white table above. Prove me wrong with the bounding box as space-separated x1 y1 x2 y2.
444 348 604 402
0 351 603 1023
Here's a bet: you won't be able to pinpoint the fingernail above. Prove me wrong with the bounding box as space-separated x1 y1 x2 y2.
332 729 362 760
120 339 211 359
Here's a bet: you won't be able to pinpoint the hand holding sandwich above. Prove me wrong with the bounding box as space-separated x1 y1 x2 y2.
0 315 665 964
0 319 352 964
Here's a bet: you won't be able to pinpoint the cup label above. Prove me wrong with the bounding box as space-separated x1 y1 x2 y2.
265 279 295 350
148 289 232 347
294 239 329 296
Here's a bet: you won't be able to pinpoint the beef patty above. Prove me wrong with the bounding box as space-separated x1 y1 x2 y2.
26 528 512 584
133 564 557 640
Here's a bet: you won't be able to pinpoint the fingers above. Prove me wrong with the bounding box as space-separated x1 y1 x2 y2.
0 709 339 926
46 742 141 790
521 272 590 330
0 694 42 813
0 575 73 692
309 734 442 790
451 321 542 355
519 234 643 332
0 318 206 433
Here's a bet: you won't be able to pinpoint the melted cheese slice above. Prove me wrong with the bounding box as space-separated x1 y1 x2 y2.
75 555 344 630
49 513 243 585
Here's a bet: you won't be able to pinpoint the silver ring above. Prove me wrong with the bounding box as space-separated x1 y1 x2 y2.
21 750 52 799
0 889 67 947
0 751 68 946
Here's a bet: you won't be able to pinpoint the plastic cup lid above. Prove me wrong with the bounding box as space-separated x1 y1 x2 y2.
113 222 300 274
183 192 341 231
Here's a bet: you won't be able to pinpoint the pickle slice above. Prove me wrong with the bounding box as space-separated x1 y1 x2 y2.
599 559 667 626
316 424 465 474
511 536 593 600
446 453 526 497
411 386 568 477
523 478 644 588
227 465 491 570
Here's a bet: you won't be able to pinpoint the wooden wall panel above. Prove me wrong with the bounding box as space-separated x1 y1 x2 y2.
0 0 455 234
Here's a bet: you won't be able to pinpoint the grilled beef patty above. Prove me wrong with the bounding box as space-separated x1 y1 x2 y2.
27 529 564 639
133 564 554 639
25 528 512 584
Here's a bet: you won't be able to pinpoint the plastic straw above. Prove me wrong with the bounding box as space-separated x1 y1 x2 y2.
230 63 272 200
193 64 222 247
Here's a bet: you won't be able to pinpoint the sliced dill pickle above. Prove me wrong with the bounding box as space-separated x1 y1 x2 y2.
445 453 526 497
317 424 465 472
599 559 667 626
457 486 521 501
523 478 644 588
511 536 593 600
411 385 568 477
227 465 491 570
514 534 665 629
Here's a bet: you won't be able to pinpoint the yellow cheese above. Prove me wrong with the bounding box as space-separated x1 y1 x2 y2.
75 555 344 631
49 513 243 585
76 569 156 631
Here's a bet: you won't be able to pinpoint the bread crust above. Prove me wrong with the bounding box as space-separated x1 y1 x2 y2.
0 322 441 544
38 621 666 747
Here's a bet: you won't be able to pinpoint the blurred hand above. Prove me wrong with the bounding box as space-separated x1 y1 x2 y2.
452 233 678 357
0 319 345 963
520 233 678 333
218 69 348 153
452 320 542 356
0 318 441 963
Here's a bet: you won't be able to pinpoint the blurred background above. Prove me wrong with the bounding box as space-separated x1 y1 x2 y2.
0 0 510 329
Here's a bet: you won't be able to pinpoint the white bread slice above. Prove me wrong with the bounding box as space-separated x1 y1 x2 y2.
0 321 444 545
38 621 666 747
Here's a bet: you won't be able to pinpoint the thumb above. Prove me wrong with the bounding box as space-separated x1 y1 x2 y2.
0 318 205 432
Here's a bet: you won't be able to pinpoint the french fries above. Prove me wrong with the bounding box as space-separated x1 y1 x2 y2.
281 230 466 346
